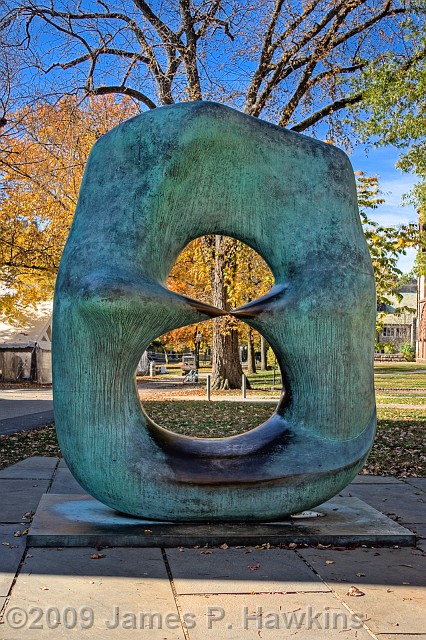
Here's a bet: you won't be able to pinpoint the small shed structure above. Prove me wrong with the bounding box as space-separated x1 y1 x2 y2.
0 302 52 383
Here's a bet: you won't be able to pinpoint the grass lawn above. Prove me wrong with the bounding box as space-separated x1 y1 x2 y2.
374 375 426 390
1 402 424 477
376 394 426 405
373 362 426 373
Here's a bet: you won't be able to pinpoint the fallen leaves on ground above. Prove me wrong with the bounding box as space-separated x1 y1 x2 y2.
143 400 276 437
362 408 426 476
0 423 60 470
347 586 365 597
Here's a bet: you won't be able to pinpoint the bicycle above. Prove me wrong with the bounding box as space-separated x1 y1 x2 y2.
183 368 199 384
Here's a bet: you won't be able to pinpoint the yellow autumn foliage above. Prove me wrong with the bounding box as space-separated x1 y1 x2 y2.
163 236 274 351
0 96 138 320
1 96 275 352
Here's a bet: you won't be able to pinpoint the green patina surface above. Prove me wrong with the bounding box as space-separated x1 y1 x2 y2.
53 101 376 521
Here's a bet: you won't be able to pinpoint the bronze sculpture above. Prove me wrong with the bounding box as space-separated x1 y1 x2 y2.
53 101 376 521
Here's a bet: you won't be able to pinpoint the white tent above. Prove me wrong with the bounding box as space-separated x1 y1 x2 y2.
0 302 52 383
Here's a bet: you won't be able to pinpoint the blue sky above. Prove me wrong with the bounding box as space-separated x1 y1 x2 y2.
7 1 418 275
348 144 418 274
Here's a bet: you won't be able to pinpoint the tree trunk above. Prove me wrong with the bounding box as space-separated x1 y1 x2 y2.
211 319 244 389
260 335 269 370
247 328 256 374
211 235 245 390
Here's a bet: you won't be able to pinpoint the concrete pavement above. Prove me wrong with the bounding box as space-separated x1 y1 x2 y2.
0 388 54 435
0 456 425 639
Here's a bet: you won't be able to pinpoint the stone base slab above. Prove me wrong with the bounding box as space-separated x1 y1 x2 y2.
27 494 416 548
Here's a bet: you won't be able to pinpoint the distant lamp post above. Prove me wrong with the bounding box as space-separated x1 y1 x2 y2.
194 330 202 370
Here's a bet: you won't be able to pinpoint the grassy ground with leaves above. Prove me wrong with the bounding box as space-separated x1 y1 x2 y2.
0 424 59 470
1 362 425 473
1 402 425 477
366 408 426 477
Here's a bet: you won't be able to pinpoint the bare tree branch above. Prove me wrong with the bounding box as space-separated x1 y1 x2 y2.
88 85 157 109
10 4 175 105
47 49 150 72
132 0 182 49
196 0 226 39
248 0 366 117
290 93 363 132
245 0 322 113
2 1 422 136
278 16 366 129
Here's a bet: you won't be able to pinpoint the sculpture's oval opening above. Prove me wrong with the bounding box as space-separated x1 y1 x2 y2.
136 322 284 439
136 320 285 438
136 235 286 439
